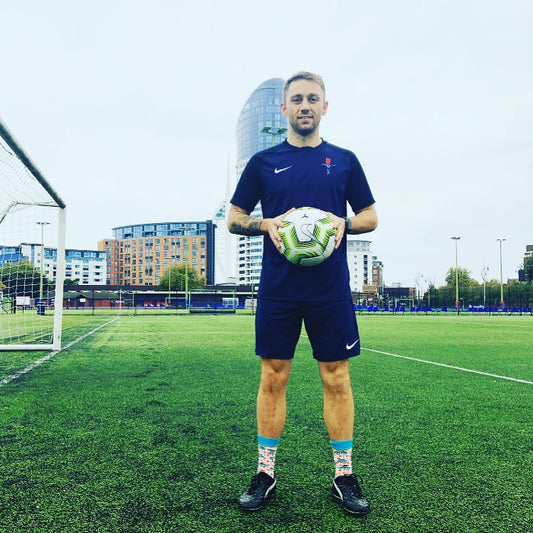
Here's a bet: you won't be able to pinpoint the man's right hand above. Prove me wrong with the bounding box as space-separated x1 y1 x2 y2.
264 208 295 253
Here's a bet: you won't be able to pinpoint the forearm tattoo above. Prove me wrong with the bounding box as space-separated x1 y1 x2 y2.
229 214 263 236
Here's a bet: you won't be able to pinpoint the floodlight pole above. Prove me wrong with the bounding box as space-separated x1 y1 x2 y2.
36 221 50 302
451 237 461 315
261 127 287 147
167 236 175 308
415 273 423 306
168 247 171 308
168 269 171 308
185 263 189 309
481 265 489 309
251 283 256 315
497 238 506 309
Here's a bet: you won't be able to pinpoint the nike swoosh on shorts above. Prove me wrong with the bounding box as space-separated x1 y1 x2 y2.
346 340 360 350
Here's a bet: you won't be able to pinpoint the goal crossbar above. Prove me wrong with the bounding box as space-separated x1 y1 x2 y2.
0 117 66 351
0 120 65 208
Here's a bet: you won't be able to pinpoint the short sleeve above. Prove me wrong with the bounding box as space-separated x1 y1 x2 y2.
230 155 263 213
346 153 375 213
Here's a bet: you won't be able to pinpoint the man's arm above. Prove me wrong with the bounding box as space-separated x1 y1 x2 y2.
227 204 295 252
227 205 265 236
346 204 378 235
327 204 378 249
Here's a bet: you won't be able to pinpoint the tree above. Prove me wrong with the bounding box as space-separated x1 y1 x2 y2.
444 267 480 288
159 264 206 292
0 259 51 298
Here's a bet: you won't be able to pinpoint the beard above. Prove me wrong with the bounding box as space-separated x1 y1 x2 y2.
290 115 319 137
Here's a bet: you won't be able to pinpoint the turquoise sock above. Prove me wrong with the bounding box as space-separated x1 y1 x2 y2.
330 439 353 477
257 435 280 478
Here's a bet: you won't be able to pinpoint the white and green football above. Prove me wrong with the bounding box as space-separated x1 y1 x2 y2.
278 207 336 266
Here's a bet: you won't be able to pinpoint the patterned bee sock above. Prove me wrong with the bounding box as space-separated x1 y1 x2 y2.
257 435 280 478
330 439 353 478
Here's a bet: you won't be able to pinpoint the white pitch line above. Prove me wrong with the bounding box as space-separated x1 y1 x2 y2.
0 317 120 388
362 347 533 385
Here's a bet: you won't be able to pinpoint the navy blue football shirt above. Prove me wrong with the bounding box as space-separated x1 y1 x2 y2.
230 140 375 301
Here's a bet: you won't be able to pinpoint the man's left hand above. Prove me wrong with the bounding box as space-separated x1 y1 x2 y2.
326 212 346 249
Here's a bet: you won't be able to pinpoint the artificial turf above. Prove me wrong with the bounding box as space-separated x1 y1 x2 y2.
0 314 531 532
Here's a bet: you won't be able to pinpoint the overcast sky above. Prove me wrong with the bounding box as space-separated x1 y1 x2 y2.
1 0 531 288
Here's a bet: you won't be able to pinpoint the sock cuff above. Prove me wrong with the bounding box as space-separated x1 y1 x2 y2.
258 435 280 447
330 439 353 450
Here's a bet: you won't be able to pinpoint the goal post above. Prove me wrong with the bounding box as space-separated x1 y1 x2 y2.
0 118 66 351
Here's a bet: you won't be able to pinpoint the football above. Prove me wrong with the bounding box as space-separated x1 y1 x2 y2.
278 207 336 266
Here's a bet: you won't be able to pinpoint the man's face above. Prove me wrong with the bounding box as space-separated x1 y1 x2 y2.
281 79 328 137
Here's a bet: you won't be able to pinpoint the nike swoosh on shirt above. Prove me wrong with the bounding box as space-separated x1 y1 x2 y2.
274 166 292 174
346 340 360 350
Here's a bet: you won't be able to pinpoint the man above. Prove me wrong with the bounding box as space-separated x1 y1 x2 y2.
227 71 378 516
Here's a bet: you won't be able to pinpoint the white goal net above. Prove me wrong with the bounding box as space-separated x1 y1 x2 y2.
0 119 66 350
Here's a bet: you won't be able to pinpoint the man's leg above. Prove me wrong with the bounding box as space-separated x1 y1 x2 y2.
238 358 291 512
319 359 354 442
256 358 291 477
257 358 292 439
319 359 370 516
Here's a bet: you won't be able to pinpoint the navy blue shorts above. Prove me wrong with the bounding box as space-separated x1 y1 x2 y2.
255 298 361 362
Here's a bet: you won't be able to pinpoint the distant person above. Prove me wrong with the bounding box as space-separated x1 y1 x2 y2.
228 71 378 516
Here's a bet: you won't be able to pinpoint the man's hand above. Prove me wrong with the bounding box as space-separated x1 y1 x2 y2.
266 208 295 253
228 205 296 253
326 212 346 249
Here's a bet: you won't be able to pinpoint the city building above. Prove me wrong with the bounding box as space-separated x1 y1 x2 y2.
346 239 382 293
518 244 533 281
0 245 24 265
235 78 287 286
372 257 384 289
0 243 107 285
62 248 107 285
98 221 215 287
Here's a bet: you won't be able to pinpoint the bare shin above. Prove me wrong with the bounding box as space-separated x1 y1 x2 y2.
256 358 292 439
319 360 354 441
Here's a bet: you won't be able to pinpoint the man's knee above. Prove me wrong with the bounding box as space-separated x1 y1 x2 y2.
260 358 291 393
319 360 351 393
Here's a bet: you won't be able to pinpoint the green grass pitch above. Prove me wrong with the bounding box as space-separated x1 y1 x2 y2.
0 314 531 532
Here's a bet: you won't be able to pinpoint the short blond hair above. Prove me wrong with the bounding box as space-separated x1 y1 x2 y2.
283 71 326 103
